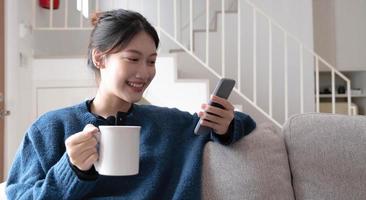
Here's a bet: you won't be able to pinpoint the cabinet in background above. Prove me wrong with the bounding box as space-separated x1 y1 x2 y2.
319 71 366 115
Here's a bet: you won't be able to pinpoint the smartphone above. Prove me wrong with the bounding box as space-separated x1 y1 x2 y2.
194 78 236 135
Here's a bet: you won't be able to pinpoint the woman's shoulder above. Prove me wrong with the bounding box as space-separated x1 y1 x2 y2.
134 104 198 129
135 104 172 112
30 101 90 135
37 101 88 122
136 104 193 117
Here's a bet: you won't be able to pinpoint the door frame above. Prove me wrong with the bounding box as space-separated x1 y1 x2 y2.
1 0 5 182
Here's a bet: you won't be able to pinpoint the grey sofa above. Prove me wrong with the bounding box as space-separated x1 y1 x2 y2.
203 113 366 199
2 113 366 199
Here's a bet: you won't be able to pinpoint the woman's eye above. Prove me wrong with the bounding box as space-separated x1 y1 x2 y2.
149 60 156 65
126 57 139 62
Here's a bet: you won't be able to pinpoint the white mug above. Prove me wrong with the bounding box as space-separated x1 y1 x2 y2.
94 126 141 176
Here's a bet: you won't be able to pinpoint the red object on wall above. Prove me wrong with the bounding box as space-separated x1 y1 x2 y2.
39 0 60 10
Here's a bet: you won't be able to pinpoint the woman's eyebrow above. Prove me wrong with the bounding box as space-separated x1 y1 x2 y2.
124 49 142 55
124 49 157 57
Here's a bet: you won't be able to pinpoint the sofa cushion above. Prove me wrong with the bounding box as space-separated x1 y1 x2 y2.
283 113 366 200
202 123 295 200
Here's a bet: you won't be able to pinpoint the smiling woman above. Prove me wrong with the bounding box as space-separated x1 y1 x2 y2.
91 31 157 109
5 9 256 200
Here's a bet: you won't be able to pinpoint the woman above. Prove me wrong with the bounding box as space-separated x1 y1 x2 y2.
6 9 256 199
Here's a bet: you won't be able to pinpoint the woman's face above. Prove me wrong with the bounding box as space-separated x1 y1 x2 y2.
99 31 157 103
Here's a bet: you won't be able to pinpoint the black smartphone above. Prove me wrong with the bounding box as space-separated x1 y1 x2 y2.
194 78 236 135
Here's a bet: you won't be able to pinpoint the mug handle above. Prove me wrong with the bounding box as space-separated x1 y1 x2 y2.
93 131 101 172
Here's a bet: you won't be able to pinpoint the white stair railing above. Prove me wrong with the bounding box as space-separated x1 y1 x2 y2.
247 1 351 117
32 0 352 128
155 0 352 126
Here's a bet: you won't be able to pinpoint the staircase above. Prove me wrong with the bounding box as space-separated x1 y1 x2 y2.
29 0 353 129
144 55 209 114
156 0 352 128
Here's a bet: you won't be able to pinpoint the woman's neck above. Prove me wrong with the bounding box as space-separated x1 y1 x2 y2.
90 90 131 118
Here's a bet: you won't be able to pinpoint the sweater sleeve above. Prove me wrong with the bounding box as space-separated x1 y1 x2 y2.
6 125 97 200
210 111 256 145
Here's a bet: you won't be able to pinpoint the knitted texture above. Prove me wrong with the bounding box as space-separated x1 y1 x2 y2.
6 101 256 200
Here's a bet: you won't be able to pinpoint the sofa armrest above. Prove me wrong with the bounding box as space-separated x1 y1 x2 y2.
284 113 366 199
202 123 295 200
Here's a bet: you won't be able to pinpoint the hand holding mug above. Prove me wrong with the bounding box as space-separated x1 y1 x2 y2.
65 124 99 171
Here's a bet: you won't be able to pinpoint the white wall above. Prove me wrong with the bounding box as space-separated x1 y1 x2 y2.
314 0 366 71
334 0 366 70
313 0 336 66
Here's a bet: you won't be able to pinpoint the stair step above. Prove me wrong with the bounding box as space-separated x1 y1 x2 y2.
144 56 209 114
169 12 238 54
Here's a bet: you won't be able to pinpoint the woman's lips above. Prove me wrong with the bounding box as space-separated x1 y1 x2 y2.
126 81 145 93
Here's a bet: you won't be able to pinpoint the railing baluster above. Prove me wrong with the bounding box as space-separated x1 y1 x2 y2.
83 0 89 18
331 69 336 114
65 0 68 28
33 0 36 29
315 56 320 112
238 0 241 91
50 0 54 27
157 0 161 36
347 80 351 115
79 0 83 28
174 0 177 39
190 0 193 52
318 56 352 115
284 33 288 120
206 0 209 65
269 19 272 117
253 7 257 104
221 0 225 77
300 44 304 113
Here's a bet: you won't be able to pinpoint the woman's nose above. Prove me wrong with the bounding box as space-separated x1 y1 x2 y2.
135 64 149 79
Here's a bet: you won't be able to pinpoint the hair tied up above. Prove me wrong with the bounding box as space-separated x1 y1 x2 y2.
91 12 101 27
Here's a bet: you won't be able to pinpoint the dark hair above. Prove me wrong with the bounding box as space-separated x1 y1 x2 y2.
87 9 160 80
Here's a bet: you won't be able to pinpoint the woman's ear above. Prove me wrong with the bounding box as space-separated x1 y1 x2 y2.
92 49 105 69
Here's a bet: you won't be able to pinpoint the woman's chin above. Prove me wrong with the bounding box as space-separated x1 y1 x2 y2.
123 95 143 104
119 89 146 103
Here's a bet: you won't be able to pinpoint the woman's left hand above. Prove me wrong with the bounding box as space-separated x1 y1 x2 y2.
198 95 235 135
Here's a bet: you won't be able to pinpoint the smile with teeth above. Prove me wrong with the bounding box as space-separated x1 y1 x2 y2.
127 81 145 88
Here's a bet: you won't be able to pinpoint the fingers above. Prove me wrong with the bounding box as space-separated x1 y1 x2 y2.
83 123 99 132
201 104 233 119
65 124 99 171
82 152 99 170
66 124 99 146
198 116 226 134
198 96 235 135
72 147 98 171
210 95 235 111
67 136 98 157
198 110 233 134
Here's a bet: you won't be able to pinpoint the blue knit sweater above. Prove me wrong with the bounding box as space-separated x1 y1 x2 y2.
6 101 256 199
